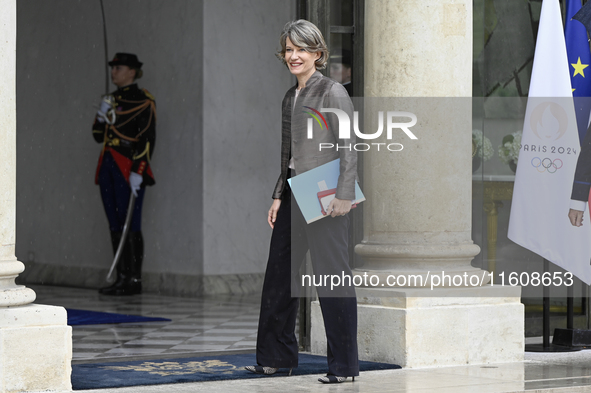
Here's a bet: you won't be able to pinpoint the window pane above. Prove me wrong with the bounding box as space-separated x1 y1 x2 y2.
329 33 354 96
330 0 354 26
473 0 538 97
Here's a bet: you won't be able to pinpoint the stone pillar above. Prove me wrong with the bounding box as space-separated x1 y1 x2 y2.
355 0 482 287
310 0 524 368
0 1 72 391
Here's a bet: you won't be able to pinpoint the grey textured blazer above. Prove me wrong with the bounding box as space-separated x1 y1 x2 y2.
272 71 358 201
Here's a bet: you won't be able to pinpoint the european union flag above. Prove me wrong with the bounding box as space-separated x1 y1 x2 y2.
566 0 591 143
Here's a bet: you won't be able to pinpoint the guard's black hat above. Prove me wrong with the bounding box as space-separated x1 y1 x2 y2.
108 53 143 69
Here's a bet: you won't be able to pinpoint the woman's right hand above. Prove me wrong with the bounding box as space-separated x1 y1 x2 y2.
268 199 282 229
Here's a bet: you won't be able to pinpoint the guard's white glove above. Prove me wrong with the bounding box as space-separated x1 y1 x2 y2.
96 95 116 124
129 172 143 197
96 98 112 123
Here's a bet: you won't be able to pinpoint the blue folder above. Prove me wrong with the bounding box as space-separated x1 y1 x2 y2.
287 159 365 223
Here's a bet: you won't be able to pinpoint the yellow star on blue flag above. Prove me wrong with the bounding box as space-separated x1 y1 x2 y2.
572 57 589 77
566 0 591 143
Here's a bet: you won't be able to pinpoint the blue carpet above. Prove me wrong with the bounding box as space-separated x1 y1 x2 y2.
72 353 401 389
66 309 171 326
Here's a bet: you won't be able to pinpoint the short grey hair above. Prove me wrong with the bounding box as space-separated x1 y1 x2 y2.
276 20 329 70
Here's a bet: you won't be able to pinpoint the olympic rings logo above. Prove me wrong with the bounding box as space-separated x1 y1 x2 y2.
531 157 563 173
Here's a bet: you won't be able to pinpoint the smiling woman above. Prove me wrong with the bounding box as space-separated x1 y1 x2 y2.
283 39 320 82
245 19 359 385
276 20 329 83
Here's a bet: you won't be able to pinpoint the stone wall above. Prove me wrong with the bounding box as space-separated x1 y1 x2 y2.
16 0 294 295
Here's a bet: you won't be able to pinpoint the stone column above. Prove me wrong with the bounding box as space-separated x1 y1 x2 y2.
355 0 483 287
310 0 524 368
0 1 72 390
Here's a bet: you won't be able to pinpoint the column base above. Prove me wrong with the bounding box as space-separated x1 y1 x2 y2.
0 304 72 392
0 286 36 307
310 286 524 368
0 260 36 306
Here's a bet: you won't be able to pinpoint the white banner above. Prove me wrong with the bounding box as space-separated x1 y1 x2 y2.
508 0 591 284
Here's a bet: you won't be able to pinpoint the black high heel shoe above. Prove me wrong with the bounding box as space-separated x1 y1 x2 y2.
245 365 293 376
318 375 355 383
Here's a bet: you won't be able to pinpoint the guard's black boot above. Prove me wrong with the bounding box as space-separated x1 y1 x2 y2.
103 232 143 295
99 231 132 295
125 231 143 295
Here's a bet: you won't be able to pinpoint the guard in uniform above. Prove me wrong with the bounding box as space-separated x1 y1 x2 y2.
92 53 156 295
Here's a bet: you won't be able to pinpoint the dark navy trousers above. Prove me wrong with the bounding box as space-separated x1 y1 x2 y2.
255 189 359 377
98 151 145 232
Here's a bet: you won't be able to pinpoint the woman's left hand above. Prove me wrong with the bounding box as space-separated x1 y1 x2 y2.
327 198 352 217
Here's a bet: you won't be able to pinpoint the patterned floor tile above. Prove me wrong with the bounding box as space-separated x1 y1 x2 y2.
31 285 261 362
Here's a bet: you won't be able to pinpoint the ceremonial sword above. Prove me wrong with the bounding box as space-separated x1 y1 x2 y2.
106 193 136 282
99 0 135 283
